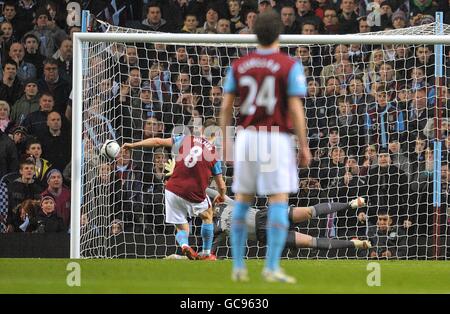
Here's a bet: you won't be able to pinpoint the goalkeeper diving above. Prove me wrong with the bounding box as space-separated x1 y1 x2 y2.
206 188 371 252
163 158 371 255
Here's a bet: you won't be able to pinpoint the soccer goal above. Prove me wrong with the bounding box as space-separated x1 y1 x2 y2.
71 18 450 259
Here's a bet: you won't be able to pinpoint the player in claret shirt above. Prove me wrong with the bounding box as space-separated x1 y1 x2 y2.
122 119 226 260
220 10 312 283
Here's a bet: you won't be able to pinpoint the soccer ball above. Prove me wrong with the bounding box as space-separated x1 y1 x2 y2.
101 140 121 160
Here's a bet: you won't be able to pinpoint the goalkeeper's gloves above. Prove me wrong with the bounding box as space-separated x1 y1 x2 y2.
164 158 176 178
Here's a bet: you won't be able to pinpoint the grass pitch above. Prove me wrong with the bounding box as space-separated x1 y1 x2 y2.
0 259 449 294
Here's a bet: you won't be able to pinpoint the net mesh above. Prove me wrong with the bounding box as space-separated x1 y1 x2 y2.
77 19 449 259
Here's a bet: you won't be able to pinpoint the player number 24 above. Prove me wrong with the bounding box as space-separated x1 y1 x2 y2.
239 75 277 115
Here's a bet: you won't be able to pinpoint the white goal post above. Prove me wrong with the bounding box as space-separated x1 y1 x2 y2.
71 28 450 259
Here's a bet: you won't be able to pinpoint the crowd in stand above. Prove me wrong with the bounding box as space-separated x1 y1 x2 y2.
0 0 449 258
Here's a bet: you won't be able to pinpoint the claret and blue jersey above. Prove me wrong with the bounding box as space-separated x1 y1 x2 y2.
223 48 307 133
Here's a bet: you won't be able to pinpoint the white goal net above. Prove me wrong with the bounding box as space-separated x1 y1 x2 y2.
72 19 449 259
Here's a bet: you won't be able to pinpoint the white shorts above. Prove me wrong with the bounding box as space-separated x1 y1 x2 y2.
232 129 298 195
164 189 210 224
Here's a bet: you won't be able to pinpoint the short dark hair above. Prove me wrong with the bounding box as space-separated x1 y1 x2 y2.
22 33 39 44
254 11 282 46
147 1 161 13
39 92 54 103
2 58 17 70
43 58 59 67
26 137 41 150
19 158 35 169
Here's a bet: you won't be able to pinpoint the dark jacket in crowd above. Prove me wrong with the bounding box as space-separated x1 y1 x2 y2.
37 128 71 172
22 110 49 137
32 209 66 233
0 129 19 178
6 178 43 229
37 78 70 115
0 79 23 106
367 224 408 258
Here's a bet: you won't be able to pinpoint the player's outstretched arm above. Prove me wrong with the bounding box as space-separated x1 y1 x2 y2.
122 137 173 151
206 188 234 206
290 197 366 223
213 174 227 204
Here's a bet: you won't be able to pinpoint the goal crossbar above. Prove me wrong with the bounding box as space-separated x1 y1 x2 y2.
73 32 450 45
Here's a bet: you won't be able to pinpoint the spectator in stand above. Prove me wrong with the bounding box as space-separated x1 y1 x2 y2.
36 111 70 172
0 124 18 177
358 16 371 33
301 21 319 35
37 58 70 115
216 18 231 34
23 33 46 79
0 100 13 133
119 45 148 82
168 45 191 78
45 1 68 31
320 44 350 86
239 10 257 34
280 4 299 34
6 158 43 232
192 52 221 97
410 0 437 17
391 9 408 29
359 209 407 259
9 199 40 232
338 0 359 34
366 86 406 148
53 38 72 86
333 95 364 155
197 4 219 34
322 6 340 34
348 76 371 115
9 126 28 159
363 49 387 93
304 78 327 148
42 169 70 228
23 92 55 136
32 193 66 233
367 146 409 220
8 42 37 84
295 0 322 29
387 134 409 175
258 0 273 14
180 13 198 33
141 2 175 32
227 0 245 33
140 81 161 121
16 0 38 40
10 78 39 126
407 86 432 143
113 147 143 232
0 2 18 29
0 21 16 63
0 59 23 106
200 85 222 119
24 138 52 187
25 7 63 58
319 146 347 195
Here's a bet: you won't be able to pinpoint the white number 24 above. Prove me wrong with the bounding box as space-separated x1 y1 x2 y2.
239 75 277 115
